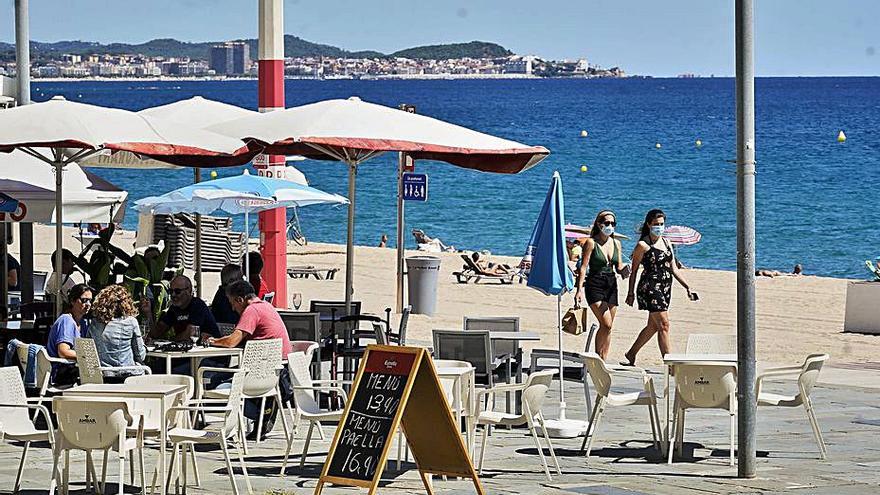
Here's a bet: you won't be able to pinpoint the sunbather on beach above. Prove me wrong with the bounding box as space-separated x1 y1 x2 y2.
412 228 455 252
471 251 511 275
756 264 803 278
575 210 629 360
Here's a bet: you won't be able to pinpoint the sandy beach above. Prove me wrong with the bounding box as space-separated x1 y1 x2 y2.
10 224 877 367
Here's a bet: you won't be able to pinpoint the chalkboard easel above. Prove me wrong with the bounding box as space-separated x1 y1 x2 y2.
315 345 484 495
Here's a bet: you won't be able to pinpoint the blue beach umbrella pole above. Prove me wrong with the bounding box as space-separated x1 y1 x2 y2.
524 171 583 437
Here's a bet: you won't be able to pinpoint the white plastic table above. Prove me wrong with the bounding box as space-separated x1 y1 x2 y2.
662 353 737 454
64 383 187 495
147 345 243 375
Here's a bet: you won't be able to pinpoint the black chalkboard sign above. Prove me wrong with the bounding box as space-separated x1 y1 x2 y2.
325 348 416 482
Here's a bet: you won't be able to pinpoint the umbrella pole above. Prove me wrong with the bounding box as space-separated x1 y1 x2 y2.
193 168 202 298
244 209 250 281
344 161 356 314
54 158 63 316
557 293 566 420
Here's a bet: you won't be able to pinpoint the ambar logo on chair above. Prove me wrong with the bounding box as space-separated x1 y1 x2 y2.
78 414 96 424
694 376 711 385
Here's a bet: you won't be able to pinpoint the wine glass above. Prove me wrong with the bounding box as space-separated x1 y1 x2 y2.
291 293 303 310
190 325 201 346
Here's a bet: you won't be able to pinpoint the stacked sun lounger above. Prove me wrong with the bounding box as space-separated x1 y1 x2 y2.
152 213 245 272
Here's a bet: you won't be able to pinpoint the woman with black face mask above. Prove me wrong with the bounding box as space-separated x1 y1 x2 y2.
622 209 696 366
574 210 629 360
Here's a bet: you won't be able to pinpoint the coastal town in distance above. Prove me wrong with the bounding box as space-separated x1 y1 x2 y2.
0 36 626 80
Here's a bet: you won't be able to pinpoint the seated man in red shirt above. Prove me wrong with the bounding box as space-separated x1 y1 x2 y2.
207 279 292 439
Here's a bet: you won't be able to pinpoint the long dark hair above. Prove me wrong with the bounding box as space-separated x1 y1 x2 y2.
63 283 93 314
639 209 666 240
590 210 616 238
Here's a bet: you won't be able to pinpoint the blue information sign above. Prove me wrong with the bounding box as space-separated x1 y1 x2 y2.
402 173 428 202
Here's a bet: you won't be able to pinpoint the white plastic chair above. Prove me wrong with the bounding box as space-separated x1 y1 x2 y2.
685 334 737 354
125 373 201 491
75 337 152 384
165 370 252 495
579 353 662 459
530 323 599 417
757 353 829 459
281 352 348 472
668 362 737 466
52 396 146 495
15 342 75 416
199 338 292 447
0 366 58 493
475 369 560 481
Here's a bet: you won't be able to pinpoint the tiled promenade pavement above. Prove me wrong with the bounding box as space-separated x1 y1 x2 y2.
2 363 879 494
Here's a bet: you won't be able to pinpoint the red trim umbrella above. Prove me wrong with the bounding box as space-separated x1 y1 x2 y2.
664 225 702 245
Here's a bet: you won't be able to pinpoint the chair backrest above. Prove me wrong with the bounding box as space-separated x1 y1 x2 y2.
582 353 612 397
33 271 49 293
34 347 54 391
387 306 411 345
0 366 33 434
217 323 235 336
798 353 829 398
685 334 737 355
221 371 246 436
289 341 319 362
240 338 282 397
75 337 104 384
287 352 322 415
521 369 556 423
464 316 519 358
279 312 321 342
14 342 30 374
54 397 130 450
309 300 362 336
432 359 473 409
674 363 737 410
433 329 493 383
20 302 54 320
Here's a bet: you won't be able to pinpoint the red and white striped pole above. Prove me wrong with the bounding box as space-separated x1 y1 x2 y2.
255 0 287 307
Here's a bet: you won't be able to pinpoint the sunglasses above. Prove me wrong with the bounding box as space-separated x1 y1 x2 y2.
170 288 190 295
78 298 92 305
601 220 617 227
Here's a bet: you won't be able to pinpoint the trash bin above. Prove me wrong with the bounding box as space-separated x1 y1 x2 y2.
406 256 441 316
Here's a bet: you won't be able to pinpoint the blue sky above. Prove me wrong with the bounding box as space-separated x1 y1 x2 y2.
2 0 879 76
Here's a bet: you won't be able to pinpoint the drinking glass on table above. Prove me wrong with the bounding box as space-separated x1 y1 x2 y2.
189 325 201 346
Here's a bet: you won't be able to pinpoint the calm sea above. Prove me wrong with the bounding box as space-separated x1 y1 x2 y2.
28 77 880 279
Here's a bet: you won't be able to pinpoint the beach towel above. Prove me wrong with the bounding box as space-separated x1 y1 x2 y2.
4 339 41 387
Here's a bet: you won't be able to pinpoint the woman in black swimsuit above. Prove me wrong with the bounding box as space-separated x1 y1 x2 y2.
575 210 629 359
622 209 695 365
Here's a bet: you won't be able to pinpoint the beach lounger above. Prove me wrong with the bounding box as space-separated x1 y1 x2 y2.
453 254 514 284
865 260 880 281
287 265 340 280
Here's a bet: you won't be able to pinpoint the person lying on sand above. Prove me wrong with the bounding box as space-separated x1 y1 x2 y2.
756 264 803 278
412 228 455 252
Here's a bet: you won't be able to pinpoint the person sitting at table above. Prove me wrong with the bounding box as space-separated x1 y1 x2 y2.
6 253 21 291
150 274 220 342
46 248 83 303
46 283 92 385
243 251 269 300
207 279 292 440
211 263 244 325
88 284 147 382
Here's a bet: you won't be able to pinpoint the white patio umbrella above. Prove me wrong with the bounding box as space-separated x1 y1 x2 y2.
0 96 254 314
134 170 348 278
211 96 550 310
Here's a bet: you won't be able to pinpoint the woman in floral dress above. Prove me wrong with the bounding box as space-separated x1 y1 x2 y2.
622 209 695 366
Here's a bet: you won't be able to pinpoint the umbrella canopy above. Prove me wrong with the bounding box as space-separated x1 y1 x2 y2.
664 225 702 245
210 96 549 173
211 96 550 309
0 150 126 223
134 170 347 215
82 96 259 169
526 172 575 296
564 223 589 239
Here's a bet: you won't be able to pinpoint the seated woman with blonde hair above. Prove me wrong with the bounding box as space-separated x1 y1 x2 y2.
88 284 148 382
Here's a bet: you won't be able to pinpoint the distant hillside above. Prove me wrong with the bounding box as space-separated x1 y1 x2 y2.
0 37 510 61
391 41 512 59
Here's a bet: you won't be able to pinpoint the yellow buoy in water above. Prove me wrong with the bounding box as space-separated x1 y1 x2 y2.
580 130 588 137
837 130 846 143
695 139 702 147
580 165 588 172
655 143 662 149
210 170 218 179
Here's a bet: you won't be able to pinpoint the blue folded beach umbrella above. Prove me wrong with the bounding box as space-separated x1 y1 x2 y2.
0 192 20 213
524 171 581 436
